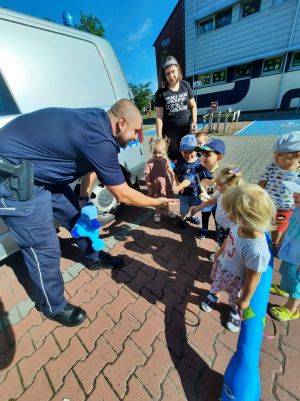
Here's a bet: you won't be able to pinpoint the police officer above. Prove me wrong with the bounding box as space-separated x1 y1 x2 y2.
0 99 174 327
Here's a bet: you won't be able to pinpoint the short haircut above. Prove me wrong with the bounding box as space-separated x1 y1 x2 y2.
109 99 141 121
222 183 275 232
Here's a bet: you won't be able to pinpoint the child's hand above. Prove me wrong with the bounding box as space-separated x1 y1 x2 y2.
237 298 250 311
172 185 181 194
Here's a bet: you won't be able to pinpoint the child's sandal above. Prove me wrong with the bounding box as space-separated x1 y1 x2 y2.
270 306 300 321
226 308 241 333
270 283 289 297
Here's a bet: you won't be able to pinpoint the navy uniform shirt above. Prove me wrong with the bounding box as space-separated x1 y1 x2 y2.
0 107 125 186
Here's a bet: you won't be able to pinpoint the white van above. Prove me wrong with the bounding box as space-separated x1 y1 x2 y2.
0 7 144 261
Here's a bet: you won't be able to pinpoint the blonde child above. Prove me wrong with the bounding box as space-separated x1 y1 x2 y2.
190 165 243 258
270 179 300 322
259 132 300 254
201 184 275 333
144 137 176 223
195 130 208 147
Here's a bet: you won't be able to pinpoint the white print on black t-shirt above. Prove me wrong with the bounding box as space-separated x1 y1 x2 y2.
165 92 189 114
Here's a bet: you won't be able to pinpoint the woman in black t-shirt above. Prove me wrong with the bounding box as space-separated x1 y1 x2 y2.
155 56 197 161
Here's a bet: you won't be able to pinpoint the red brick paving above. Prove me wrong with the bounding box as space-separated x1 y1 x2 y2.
0 204 299 401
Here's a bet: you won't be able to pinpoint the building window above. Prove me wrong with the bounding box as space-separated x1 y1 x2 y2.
262 56 283 75
197 8 232 35
235 63 251 79
212 69 227 83
215 9 232 29
198 17 214 35
241 0 261 18
290 51 300 69
161 38 170 47
196 73 211 86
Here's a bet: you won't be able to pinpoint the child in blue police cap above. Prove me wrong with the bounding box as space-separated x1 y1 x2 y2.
195 138 225 239
173 134 202 228
270 178 300 322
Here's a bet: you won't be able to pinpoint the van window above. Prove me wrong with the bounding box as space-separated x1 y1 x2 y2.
0 72 20 116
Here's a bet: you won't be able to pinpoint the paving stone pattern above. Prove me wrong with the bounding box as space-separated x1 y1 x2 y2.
0 135 299 401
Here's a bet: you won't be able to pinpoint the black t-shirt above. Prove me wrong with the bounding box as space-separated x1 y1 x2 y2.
0 107 125 186
155 80 194 129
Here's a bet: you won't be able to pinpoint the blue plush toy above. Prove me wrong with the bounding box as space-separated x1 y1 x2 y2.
221 233 274 401
71 204 105 251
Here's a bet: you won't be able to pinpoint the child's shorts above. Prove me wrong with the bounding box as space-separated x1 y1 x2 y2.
179 194 201 217
276 209 293 233
280 261 300 299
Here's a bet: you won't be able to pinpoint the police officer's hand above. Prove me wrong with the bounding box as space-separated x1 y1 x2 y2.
156 197 178 207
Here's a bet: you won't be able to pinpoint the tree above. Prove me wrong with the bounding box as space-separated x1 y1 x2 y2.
129 82 152 114
76 11 105 38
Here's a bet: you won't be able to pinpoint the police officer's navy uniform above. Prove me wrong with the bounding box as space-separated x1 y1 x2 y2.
0 107 125 316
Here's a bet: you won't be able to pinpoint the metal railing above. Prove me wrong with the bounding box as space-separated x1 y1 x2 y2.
201 110 241 134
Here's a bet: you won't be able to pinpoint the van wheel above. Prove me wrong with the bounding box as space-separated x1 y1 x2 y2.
90 182 119 220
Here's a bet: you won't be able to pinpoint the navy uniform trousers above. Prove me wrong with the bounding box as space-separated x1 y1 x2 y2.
0 183 99 316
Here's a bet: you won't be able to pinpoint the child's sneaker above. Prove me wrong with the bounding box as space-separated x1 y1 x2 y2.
270 283 289 297
165 211 177 219
154 213 161 223
226 307 241 333
178 219 187 229
201 293 218 312
197 228 208 239
190 215 201 225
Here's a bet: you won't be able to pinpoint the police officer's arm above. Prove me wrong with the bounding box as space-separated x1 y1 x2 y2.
106 182 176 208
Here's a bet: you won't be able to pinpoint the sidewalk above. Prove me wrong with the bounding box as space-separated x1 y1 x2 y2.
0 135 299 401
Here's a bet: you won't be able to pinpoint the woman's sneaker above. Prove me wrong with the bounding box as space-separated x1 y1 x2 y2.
201 293 218 312
190 215 201 225
154 213 161 223
197 228 208 239
165 211 177 219
226 307 241 333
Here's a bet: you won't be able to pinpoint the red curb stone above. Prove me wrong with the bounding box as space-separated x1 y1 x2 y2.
211 342 233 375
88 374 119 401
77 309 114 352
103 288 136 323
101 279 123 297
276 344 300 399
69 286 92 307
65 270 93 297
17 368 52 401
104 310 140 354
282 320 300 350
130 311 164 356
260 351 281 401
82 270 112 298
30 318 59 349
12 307 44 343
275 385 300 401
19 334 60 388
82 288 113 321
51 370 86 401
0 366 23 400
126 296 152 323
0 333 34 383
73 337 117 396
45 335 88 391
104 338 146 399
162 378 187 401
217 329 238 352
135 340 173 399
52 315 90 351
123 377 152 401
0 284 28 311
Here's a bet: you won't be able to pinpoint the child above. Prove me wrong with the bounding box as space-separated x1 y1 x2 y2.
201 184 275 333
270 179 300 321
173 134 202 228
259 132 300 253
144 137 176 223
190 165 243 257
195 130 208 147
196 138 225 239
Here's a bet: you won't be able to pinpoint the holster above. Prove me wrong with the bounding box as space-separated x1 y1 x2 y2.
0 156 34 201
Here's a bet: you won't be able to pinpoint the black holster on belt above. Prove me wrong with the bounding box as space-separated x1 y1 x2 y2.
0 156 34 201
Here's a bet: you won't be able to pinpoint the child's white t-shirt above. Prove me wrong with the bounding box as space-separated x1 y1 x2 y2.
218 225 270 278
260 163 300 210
212 191 232 229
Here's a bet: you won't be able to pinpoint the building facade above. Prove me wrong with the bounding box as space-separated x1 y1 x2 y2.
185 0 300 113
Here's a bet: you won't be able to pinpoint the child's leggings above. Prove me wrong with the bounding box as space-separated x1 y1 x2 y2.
202 210 216 230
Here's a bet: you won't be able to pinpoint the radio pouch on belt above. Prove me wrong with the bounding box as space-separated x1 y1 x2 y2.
0 157 34 201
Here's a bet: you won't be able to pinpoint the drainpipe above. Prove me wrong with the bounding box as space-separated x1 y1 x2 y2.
275 0 300 111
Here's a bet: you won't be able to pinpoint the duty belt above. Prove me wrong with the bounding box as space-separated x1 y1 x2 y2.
0 156 34 201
